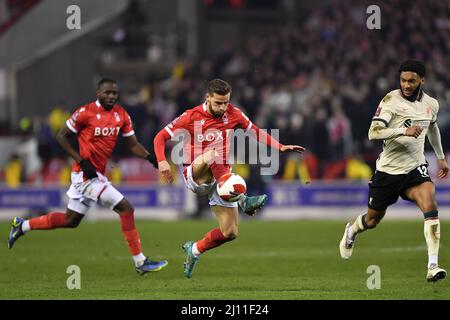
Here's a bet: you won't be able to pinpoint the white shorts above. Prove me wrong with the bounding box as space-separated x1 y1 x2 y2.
182 165 237 208
66 172 124 214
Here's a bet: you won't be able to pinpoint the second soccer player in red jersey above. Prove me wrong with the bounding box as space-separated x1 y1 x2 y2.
153 79 305 278
8 79 168 275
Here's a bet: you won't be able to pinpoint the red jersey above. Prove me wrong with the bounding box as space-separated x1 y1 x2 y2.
162 103 253 165
66 100 135 174
154 102 284 180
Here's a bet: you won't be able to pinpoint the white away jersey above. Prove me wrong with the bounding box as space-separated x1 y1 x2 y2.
371 89 439 174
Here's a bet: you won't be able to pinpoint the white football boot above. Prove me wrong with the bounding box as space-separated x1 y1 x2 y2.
426 264 447 282
339 223 355 259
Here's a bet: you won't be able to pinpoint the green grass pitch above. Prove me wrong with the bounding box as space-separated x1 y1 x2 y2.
1 219 449 299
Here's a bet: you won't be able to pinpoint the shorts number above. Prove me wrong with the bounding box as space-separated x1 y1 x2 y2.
417 165 429 178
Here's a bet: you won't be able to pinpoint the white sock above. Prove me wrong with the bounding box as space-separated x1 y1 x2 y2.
192 242 201 257
349 214 366 239
348 225 357 239
133 253 146 267
424 219 440 269
21 220 31 233
428 256 438 269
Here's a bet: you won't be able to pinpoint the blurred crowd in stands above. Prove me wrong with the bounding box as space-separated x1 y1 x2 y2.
2 0 449 188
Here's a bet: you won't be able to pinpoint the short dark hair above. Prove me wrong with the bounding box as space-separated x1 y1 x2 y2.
399 60 426 78
97 78 117 89
207 79 232 95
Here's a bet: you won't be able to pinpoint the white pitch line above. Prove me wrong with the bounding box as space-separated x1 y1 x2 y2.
380 245 428 252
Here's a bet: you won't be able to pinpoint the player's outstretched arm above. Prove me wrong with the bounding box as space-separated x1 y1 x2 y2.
123 135 158 168
249 124 305 153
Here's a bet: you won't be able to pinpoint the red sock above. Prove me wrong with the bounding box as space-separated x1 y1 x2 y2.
120 211 142 255
209 163 231 181
29 212 68 230
196 228 231 253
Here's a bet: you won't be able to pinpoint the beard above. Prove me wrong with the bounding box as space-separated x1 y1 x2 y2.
401 84 422 102
208 104 225 117
211 110 224 117
99 99 116 110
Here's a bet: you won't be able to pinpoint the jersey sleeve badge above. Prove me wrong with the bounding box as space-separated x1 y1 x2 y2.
374 106 382 117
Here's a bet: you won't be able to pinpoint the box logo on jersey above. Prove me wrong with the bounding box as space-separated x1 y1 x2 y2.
197 130 225 142
94 127 121 136
374 106 382 117
195 129 233 143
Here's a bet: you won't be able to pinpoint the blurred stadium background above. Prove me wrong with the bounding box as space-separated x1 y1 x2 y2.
0 0 449 222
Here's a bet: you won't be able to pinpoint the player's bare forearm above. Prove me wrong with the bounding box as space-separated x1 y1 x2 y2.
125 135 150 159
56 126 83 163
124 135 158 168
130 143 150 159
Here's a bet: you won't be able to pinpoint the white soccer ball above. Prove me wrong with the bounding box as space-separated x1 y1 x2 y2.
217 173 247 202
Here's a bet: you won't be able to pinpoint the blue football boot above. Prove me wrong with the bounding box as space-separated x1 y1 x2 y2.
8 217 25 249
240 194 268 216
183 241 200 279
135 258 168 275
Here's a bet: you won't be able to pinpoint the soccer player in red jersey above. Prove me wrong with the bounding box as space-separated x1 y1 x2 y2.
8 79 168 275
153 79 305 278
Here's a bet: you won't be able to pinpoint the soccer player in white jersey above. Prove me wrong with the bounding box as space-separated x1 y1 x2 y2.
339 60 449 282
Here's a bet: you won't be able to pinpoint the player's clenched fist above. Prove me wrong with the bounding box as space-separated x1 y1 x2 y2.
405 125 423 138
158 160 174 184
